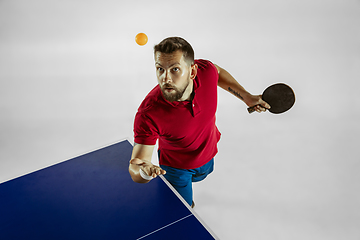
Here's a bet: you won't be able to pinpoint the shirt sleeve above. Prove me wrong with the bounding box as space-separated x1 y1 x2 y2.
195 59 219 84
133 111 159 145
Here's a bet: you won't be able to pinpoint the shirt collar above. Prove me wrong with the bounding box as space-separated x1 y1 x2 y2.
159 76 201 116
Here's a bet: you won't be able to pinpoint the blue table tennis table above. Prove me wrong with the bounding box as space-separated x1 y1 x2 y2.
0 139 217 239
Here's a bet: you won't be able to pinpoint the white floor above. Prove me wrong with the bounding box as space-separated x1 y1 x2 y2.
1 1 360 239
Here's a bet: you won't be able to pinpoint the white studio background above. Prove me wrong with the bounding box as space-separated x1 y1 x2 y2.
1 0 359 239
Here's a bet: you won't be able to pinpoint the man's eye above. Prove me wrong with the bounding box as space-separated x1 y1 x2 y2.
172 67 179 72
157 67 164 72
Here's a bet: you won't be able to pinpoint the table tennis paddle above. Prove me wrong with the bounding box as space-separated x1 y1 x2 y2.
248 83 295 114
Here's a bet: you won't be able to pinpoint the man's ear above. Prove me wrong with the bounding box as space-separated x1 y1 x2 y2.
190 64 198 80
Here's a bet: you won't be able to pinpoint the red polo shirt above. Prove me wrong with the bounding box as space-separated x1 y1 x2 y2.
134 59 221 169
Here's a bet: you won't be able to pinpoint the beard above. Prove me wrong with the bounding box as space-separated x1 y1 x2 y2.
160 81 190 102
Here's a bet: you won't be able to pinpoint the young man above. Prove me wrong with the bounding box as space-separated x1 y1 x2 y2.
129 37 269 207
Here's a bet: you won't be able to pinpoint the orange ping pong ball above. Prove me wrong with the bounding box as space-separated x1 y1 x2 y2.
135 33 148 46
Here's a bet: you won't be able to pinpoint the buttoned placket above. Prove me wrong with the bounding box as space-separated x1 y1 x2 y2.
191 97 201 117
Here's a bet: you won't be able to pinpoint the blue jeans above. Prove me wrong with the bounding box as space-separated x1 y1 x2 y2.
160 158 214 206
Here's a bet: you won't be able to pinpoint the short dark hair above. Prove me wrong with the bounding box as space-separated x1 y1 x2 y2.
154 37 194 65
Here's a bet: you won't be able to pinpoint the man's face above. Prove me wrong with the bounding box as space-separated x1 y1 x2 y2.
155 50 195 102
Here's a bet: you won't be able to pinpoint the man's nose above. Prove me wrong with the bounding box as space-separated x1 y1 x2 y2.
164 71 172 83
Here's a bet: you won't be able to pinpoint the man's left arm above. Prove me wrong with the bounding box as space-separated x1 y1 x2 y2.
214 64 270 113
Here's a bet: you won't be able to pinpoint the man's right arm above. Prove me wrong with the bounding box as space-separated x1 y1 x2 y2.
128 143 166 183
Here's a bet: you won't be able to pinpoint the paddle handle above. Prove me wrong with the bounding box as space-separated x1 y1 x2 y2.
247 105 257 114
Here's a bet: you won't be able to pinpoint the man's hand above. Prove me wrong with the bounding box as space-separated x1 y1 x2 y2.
246 94 271 113
130 158 166 179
